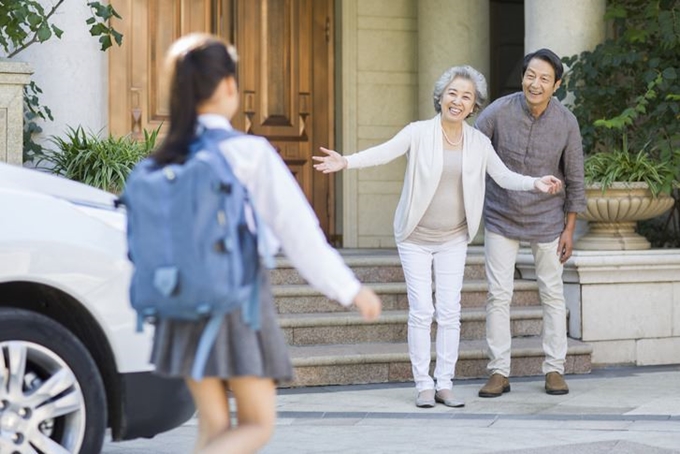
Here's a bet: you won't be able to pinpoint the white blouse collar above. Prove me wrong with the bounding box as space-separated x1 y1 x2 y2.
197 114 233 131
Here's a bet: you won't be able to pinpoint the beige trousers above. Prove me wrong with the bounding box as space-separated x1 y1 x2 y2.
484 229 567 377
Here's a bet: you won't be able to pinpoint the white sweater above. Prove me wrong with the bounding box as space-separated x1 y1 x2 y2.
345 115 538 243
198 114 361 307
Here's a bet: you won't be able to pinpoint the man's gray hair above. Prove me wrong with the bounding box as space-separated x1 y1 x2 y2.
432 65 488 114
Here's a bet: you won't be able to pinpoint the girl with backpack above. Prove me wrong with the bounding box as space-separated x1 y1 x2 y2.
148 33 381 454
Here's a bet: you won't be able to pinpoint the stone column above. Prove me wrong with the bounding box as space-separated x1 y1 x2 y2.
525 0 606 57
417 0 490 120
0 61 33 165
525 0 606 244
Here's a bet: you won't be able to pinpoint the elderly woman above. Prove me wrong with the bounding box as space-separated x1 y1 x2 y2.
314 66 561 408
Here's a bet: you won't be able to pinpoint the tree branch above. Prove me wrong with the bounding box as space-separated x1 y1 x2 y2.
7 0 65 58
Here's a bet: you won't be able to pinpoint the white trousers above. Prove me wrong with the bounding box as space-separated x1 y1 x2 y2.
397 236 468 392
484 229 567 377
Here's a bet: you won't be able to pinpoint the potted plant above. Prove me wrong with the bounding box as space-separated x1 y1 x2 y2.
558 0 680 250
576 135 677 250
37 125 158 194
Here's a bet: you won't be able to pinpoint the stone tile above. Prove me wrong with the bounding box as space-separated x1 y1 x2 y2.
673 282 680 336
637 337 680 366
293 363 391 387
590 340 636 365
388 362 413 382
582 283 674 341
352 266 404 282
290 324 408 346
504 440 680 454
566 353 593 374
275 295 341 314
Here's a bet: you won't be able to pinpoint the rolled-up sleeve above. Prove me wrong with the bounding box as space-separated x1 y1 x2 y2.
562 118 586 213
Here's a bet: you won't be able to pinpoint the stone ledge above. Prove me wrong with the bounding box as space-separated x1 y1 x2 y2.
517 249 680 284
516 248 680 367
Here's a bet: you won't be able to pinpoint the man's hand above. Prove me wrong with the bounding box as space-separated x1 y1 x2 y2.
558 228 574 263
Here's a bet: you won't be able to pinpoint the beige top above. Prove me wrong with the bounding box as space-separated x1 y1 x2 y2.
408 148 467 244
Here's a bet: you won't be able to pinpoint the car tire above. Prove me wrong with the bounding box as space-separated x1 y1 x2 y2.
0 307 106 454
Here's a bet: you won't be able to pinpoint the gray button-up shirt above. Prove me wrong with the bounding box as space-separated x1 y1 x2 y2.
475 92 586 242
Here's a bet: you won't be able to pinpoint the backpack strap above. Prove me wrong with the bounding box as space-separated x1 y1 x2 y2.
190 314 223 380
190 276 263 380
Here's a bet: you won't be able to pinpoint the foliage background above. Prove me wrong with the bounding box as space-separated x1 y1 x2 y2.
0 1 121 162
38 126 158 194
557 0 680 247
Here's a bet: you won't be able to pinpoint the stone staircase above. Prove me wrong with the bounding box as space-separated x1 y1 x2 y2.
272 247 592 387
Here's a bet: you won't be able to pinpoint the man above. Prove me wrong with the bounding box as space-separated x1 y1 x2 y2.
474 48 586 397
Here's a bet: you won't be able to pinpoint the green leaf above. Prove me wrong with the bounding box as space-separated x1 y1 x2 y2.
51 25 63 39
36 24 51 42
605 4 627 19
662 67 677 80
89 23 107 36
99 34 112 51
112 29 123 46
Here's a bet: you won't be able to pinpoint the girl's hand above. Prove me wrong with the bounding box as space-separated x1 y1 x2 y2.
353 286 382 321
534 176 562 194
313 147 348 173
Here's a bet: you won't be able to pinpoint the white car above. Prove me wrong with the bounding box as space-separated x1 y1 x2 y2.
0 162 194 453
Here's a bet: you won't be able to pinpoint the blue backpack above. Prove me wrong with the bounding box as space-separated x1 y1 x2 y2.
121 128 265 379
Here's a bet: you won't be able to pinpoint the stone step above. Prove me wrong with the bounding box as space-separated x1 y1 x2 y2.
270 246 489 285
286 337 593 387
279 307 546 345
273 279 540 313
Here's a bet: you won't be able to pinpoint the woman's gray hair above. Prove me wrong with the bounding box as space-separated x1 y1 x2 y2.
432 65 488 115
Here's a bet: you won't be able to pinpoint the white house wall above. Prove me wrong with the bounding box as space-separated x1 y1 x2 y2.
341 0 419 247
17 1 108 149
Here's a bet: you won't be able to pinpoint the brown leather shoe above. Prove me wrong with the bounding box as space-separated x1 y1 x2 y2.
545 372 569 395
478 373 511 398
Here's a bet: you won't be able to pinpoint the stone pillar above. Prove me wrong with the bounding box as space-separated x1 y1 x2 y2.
525 0 606 58
417 0 490 120
0 61 32 165
525 0 606 243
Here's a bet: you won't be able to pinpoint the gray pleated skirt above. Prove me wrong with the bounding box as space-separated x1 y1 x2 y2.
150 271 294 383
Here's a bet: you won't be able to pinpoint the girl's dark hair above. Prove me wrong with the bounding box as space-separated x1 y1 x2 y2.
522 48 564 83
152 33 238 165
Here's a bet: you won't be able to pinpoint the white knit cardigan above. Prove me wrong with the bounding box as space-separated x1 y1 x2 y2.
345 115 538 243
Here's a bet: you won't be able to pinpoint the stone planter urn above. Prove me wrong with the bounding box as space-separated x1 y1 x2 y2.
575 182 675 250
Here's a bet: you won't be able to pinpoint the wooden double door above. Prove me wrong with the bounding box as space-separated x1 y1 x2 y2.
109 0 336 237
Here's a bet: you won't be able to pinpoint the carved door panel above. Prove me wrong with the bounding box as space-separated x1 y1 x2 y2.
225 0 336 236
109 0 335 237
109 0 211 138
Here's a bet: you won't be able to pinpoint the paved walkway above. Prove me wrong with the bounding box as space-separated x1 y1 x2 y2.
103 365 680 453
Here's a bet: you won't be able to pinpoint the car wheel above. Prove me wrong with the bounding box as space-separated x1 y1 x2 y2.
0 308 106 454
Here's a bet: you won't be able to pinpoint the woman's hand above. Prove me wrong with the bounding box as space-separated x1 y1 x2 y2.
534 176 563 194
313 147 348 173
353 286 382 321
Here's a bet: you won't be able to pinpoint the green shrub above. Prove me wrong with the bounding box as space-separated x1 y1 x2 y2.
38 126 158 194
558 0 680 158
557 0 680 246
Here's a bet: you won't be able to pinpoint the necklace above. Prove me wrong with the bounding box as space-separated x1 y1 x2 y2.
441 126 463 147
